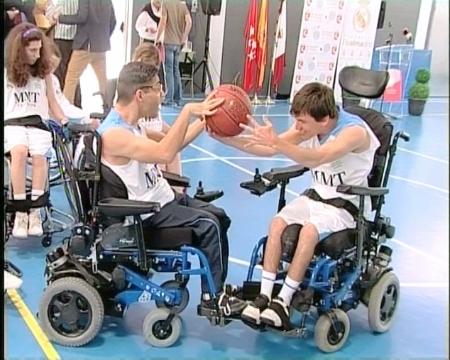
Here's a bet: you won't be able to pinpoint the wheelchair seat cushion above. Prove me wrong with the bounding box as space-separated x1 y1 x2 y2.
315 229 357 259
143 227 194 250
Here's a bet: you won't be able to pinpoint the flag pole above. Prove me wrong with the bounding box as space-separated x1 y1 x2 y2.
265 22 279 105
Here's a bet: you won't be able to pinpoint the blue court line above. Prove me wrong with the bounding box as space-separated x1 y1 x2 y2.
186 145 448 268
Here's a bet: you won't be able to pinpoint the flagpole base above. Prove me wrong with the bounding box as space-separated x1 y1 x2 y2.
265 96 275 105
252 94 264 105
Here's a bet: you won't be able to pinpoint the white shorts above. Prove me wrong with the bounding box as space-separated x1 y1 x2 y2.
275 195 356 241
4 126 53 156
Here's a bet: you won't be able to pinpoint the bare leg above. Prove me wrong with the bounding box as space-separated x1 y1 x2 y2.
31 155 48 192
10 146 28 196
263 217 288 273
286 223 320 282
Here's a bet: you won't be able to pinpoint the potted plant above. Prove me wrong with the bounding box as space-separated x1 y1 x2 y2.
408 68 430 116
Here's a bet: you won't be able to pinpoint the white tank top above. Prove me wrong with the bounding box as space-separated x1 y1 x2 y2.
4 69 49 121
98 110 175 218
302 109 380 215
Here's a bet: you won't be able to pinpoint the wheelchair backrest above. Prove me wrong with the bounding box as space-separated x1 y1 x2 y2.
343 105 393 211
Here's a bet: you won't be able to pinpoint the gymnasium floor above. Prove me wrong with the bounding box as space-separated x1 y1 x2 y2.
4 99 449 359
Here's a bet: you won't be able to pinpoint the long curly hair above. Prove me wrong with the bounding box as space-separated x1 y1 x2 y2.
5 22 53 87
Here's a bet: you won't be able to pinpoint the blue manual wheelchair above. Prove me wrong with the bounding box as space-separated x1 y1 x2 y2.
237 102 409 352
38 124 231 348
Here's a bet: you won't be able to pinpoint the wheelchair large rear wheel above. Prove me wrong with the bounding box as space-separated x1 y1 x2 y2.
155 280 189 314
314 309 350 353
368 271 400 333
39 277 104 347
143 308 182 347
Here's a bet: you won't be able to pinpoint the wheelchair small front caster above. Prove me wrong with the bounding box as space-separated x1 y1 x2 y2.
143 308 182 347
41 235 52 247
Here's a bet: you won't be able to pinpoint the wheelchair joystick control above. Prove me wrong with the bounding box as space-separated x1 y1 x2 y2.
254 168 262 182
196 181 205 195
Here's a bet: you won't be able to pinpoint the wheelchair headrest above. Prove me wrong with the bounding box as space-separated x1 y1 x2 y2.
339 66 389 99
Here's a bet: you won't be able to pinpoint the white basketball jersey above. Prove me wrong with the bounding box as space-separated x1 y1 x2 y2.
302 109 380 214
98 110 175 220
4 69 49 121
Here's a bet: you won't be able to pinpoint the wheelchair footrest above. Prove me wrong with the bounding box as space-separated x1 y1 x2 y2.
241 281 282 301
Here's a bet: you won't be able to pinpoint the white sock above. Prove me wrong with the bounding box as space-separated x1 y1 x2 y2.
277 276 301 306
31 189 45 201
260 270 276 299
13 193 26 200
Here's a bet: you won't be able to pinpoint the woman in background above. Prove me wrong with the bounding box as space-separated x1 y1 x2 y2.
135 0 162 44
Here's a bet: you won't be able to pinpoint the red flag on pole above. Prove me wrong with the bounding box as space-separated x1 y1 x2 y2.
256 0 268 90
271 0 287 91
242 0 258 92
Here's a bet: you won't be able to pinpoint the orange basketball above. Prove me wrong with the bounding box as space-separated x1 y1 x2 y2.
205 84 252 137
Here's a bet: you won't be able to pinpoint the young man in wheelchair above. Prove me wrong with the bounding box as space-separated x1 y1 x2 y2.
212 82 380 330
97 61 245 315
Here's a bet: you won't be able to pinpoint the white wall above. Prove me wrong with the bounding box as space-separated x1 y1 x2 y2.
426 0 449 96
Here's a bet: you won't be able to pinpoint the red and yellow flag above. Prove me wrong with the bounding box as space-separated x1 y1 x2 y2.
242 0 259 92
256 0 268 90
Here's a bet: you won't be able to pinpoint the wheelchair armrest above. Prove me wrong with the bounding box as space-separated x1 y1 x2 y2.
67 123 93 133
97 198 161 217
161 170 191 188
336 184 389 197
89 112 106 120
263 164 309 182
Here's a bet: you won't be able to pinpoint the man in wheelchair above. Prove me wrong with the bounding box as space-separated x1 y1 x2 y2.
96 62 245 315
213 83 381 330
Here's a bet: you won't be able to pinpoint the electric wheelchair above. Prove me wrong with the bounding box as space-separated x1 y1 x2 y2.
236 87 409 351
38 124 232 348
4 118 76 247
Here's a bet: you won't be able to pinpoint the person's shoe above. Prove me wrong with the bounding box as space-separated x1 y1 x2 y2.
28 208 43 237
4 270 23 290
241 294 270 325
260 296 293 330
12 212 28 239
217 292 247 317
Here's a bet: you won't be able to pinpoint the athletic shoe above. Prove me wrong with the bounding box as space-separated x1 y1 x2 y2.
241 294 270 325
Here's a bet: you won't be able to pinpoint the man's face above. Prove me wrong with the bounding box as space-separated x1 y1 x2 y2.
138 76 163 118
294 112 328 139
24 40 42 65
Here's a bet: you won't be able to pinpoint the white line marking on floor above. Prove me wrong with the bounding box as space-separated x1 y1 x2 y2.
398 147 448 164
390 175 449 194
390 238 448 267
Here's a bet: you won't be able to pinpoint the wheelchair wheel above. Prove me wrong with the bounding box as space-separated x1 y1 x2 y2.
155 280 189 314
142 308 182 348
314 308 350 353
39 277 104 347
368 271 400 333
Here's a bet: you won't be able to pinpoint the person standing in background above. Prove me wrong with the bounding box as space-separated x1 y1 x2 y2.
52 0 82 107
135 0 162 44
4 0 27 39
54 0 116 105
155 0 192 107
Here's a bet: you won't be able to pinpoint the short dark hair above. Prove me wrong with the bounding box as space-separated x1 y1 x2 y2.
116 62 159 104
290 82 337 121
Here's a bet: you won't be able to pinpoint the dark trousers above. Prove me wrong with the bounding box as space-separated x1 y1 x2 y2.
143 192 230 295
54 39 82 108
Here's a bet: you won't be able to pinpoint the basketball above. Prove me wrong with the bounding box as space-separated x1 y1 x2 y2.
205 84 252 137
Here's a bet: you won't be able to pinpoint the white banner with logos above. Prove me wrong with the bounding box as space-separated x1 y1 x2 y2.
290 0 347 102
334 0 382 102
